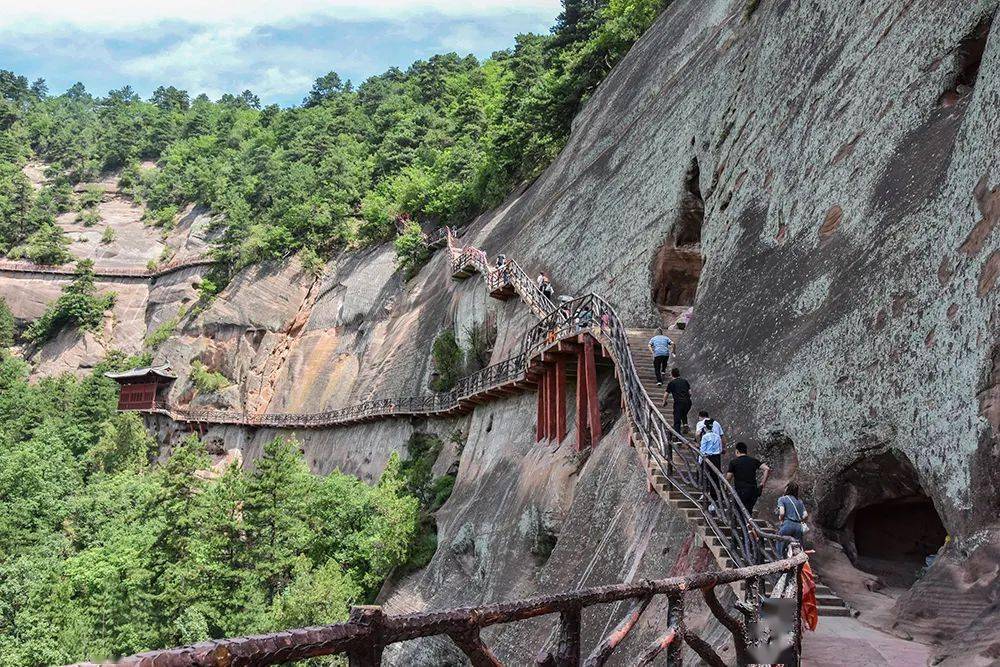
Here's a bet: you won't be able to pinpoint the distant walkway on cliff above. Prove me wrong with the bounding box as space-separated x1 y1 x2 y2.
0 256 216 280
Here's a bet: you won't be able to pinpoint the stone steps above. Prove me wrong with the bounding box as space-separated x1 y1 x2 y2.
643 455 850 616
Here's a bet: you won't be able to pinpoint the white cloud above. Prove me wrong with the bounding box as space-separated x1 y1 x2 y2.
0 0 561 34
119 25 355 100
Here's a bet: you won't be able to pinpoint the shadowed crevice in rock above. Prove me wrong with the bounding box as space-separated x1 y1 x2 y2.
939 10 996 106
651 157 705 313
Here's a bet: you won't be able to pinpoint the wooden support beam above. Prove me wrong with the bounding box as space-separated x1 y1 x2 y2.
346 606 385 666
448 630 503 667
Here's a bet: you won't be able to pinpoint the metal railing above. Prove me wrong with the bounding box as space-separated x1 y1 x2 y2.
97 549 807 666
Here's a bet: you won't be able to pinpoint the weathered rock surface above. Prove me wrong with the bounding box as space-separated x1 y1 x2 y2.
4 0 999 662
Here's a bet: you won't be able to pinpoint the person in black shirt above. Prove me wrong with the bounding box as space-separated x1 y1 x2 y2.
662 367 692 435
726 442 770 514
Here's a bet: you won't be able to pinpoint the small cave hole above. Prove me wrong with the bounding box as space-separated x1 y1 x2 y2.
939 12 994 106
853 495 946 587
651 159 705 314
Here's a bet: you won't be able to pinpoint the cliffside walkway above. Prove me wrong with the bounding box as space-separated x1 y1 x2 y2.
100 231 865 665
0 256 215 280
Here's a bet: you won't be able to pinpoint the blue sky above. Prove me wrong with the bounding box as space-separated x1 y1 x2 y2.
0 1 562 105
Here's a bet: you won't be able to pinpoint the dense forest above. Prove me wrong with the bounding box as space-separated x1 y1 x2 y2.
0 0 664 283
0 1 666 663
0 352 458 664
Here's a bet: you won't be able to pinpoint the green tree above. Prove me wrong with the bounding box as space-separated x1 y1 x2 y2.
24 260 116 344
242 438 314 604
0 297 14 348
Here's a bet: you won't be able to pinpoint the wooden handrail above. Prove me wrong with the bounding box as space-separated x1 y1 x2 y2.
92 551 808 666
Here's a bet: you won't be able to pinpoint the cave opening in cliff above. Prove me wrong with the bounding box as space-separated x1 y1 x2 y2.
651 159 705 316
853 495 946 587
823 450 947 588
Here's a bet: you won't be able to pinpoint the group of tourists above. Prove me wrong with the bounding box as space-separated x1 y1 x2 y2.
490 251 808 558
648 330 807 557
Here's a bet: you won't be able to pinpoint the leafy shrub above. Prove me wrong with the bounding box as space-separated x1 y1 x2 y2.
78 209 102 226
393 219 430 279
100 226 115 244
9 223 71 264
147 205 178 230
78 185 104 209
0 298 14 347
145 308 185 349
24 260 116 343
464 319 497 372
195 277 219 300
190 360 231 394
399 433 444 504
298 246 325 277
429 474 456 512
430 330 462 392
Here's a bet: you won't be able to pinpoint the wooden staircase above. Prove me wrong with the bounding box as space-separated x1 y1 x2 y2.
627 325 850 617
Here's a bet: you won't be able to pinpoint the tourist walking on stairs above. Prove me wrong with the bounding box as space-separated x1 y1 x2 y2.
695 410 726 447
776 481 808 558
699 419 723 513
726 441 770 514
662 367 692 434
647 327 673 385
537 271 554 299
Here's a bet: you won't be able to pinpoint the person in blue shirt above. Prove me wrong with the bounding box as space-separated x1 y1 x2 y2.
699 418 724 512
647 328 674 386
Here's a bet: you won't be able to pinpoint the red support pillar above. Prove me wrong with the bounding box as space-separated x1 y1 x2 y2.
575 349 590 451
536 367 547 442
546 363 558 441
554 358 567 442
583 335 602 445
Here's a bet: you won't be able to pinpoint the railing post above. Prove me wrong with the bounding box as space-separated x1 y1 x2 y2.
666 593 684 666
555 608 581 667
666 439 674 477
347 605 385 666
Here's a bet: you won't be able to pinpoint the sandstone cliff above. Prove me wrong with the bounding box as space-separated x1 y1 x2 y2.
5 0 998 663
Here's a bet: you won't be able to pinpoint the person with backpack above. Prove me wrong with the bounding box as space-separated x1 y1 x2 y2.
699 418 724 513
647 327 673 386
776 481 808 558
662 367 692 434
726 442 770 513
695 410 726 449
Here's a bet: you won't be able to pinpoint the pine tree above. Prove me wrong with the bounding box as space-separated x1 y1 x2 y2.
241 438 314 604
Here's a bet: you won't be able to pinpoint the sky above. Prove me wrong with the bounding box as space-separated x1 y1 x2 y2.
0 0 563 106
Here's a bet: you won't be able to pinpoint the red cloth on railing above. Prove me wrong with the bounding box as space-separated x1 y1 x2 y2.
799 561 819 631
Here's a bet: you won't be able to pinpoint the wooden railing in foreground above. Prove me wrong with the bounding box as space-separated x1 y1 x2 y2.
0 257 215 279
91 549 807 667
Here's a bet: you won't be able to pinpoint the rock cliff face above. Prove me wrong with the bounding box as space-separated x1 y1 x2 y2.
5 0 999 663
